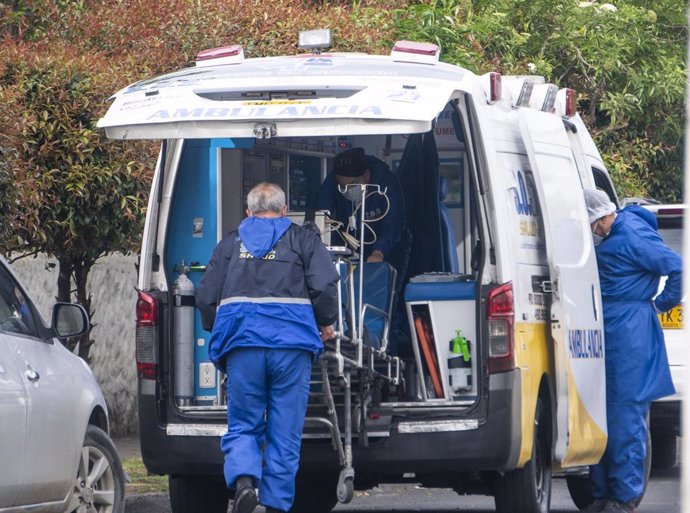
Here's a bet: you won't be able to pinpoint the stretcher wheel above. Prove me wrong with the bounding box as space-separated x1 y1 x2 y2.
336 469 355 503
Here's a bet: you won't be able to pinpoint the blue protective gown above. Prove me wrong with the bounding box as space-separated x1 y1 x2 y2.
196 216 339 512
589 206 683 503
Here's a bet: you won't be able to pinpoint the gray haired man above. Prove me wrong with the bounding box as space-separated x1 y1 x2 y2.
196 182 339 513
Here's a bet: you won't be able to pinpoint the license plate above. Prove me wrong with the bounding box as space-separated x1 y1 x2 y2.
659 305 683 329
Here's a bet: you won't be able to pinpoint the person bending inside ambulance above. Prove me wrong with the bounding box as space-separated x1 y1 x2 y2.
582 189 682 513
315 147 410 271
196 182 339 513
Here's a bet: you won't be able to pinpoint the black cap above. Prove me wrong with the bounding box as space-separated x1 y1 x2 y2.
334 148 367 177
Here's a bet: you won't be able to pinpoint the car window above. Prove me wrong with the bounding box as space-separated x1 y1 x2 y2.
592 168 619 207
657 217 683 254
0 265 40 337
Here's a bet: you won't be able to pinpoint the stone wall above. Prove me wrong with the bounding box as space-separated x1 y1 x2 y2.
11 253 139 436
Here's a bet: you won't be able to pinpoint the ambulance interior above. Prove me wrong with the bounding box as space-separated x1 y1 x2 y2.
167 102 485 409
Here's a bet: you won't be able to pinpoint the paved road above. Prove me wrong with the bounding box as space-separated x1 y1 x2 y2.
125 470 681 513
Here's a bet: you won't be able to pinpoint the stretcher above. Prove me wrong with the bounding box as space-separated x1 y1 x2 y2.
303 184 404 504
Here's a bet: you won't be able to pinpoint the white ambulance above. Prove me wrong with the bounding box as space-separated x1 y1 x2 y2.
99 31 632 513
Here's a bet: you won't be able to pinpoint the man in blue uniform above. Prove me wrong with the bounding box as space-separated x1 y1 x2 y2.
197 182 339 513
582 189 683 513
315 147 410 273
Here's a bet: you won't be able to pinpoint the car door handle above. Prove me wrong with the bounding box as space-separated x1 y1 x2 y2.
25 367 40 382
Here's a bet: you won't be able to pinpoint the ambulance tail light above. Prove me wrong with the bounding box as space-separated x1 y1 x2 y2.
195 45 245 67
555 88 578 117
480 72 502 104
488 282 514 374
391 40 441 64
136 290 158 380
658 207 684 216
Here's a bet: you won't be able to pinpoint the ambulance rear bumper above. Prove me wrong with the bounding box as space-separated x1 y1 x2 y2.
300 369 522 474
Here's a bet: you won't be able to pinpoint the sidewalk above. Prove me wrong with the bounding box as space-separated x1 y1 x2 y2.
114 435 142 461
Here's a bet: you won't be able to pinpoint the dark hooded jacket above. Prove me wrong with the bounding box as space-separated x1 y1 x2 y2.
315 155 408 265
196 216 339 369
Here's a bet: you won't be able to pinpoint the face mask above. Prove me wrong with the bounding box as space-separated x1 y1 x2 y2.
592 226 611 246
343 187 361 204
591 220 602 246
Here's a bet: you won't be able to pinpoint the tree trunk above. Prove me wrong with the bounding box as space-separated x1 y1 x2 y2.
74 259 95 362
57 256 72 303
57 256 96 360
57 256 78 352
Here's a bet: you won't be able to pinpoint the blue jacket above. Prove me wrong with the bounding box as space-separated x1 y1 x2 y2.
315 156 408 263
596 206 683 404
196 216 340 369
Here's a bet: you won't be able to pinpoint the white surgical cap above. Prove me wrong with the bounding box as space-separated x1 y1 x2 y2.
583 189 616 224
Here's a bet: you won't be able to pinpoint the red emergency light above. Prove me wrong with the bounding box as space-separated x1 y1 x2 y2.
392 40 440 56
195 45 245 66
391 40 440 64
489 72 502 103
564 88 577 117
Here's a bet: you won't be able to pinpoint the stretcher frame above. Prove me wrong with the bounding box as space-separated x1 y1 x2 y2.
304 183 404 504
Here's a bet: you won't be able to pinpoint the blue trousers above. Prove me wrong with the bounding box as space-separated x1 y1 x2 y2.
589 402 649 503
222 347 312 512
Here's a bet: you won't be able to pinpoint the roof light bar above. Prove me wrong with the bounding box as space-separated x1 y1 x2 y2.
299 29 332 52
391 40 440 64
515 79 535 107
196 45 245 67
502 76 544 109
529 84 559 112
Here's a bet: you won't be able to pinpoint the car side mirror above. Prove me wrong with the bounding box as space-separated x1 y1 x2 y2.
51 303 89 339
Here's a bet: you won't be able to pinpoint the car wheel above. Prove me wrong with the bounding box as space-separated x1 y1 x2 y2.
169 475 229 513
566 474 594 510
567 425 652 510
494 397 552 513
65 425 125 513
651 432 677 469
290 474 339 513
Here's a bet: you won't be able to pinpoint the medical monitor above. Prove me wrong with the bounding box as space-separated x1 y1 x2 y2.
287 209 332 246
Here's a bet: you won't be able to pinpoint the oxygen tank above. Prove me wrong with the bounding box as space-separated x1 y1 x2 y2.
173 266 195 406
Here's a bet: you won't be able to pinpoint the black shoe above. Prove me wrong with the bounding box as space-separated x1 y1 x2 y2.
581 499 608 512
265 508 286 513
602 500 637 513
232 476 257 513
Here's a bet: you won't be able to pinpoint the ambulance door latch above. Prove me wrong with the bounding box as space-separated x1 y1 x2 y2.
539 280 554 293
254 122 277 139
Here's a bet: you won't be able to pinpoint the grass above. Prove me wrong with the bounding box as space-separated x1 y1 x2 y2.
122 458 169 495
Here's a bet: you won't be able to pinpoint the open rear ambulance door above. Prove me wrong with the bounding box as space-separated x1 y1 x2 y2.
519 109 607 467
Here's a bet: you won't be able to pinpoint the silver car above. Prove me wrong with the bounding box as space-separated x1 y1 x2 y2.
0 257 125 513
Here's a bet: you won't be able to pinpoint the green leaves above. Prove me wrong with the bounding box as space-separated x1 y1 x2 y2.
392 0 686 201
0 0 683 262
0 55 151 262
